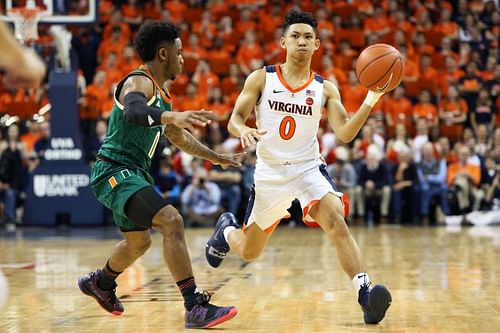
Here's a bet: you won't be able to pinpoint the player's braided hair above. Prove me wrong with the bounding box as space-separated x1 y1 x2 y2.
283 10 317 34
134 20 180 62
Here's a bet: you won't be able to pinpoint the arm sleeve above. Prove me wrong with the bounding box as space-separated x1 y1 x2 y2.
123 92 162 127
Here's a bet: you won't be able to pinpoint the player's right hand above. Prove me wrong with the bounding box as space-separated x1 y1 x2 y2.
170 110 218 132
240 127 267 149
4 47 46 89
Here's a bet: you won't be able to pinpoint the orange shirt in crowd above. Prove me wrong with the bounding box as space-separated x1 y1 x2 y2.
447 162 481 186
178 95 205 112
236 42 264 72
321 67 348 87
209 100 233 121
413 102 438 125
97 38 127 62
439 99 468 142
143 2 162 20
403 58 420 82
82 84 108 120
433 22 458 37
122 3 143 21
21 131 42 153
164 0 187 24
195 72 220 103
438 68 465 96
384 95 413 130
340 83 367 116
103 22 131 41
236 20 257 36
264 41 286 66
364 16 390 34
183 45 208 61
419 65 438 82
119 58 142 77
99 0 114 24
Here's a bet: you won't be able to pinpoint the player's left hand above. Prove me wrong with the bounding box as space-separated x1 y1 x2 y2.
211 152 246 168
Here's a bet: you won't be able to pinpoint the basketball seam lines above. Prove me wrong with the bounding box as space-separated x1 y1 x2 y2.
364 55 401 89
357 51 398 81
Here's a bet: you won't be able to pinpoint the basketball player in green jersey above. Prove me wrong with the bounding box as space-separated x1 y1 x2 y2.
78 21 241 329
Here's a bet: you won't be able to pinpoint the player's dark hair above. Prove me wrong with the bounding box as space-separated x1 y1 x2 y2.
283 10 317 34
134 20 180 62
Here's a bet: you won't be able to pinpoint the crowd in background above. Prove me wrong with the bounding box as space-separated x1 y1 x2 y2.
0 0 499 228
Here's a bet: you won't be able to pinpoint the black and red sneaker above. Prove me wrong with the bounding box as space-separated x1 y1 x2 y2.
78 270 124 315
184 290 238 329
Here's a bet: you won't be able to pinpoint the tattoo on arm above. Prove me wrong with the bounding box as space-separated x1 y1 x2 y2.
164 125 218 161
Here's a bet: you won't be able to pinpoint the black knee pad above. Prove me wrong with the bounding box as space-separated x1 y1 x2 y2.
124 187 168 229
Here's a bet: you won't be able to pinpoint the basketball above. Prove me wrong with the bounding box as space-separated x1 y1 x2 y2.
355 44 404 92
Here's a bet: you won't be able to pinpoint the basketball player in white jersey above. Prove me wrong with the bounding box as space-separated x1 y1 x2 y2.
206 11 392 324
0 21 45 308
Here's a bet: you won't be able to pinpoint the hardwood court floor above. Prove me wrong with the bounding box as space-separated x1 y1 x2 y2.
1 225 499 333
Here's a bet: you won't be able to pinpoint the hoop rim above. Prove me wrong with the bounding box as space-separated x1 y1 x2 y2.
7 7 47 19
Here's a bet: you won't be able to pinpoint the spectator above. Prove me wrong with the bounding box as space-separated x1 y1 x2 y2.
471 87 495 132
439 84 468 143
480 155 499 210
417 142 449 224
413 118 430 163
34 121 50 160
354 145 391 225
236 30 263 75
181 167 221 227
386 124 413 164
20 119 41 154
413 90 438 129
327 146 357 221
154 159 181 207
84 119 107 163
459 61 483 111
341 70 367 117
0 124 25 228
384 86 413 137
178 83 204 112
390 146 417 224
192 60 220 103
447 145 483 213
474 124 490 158
209 145 242 215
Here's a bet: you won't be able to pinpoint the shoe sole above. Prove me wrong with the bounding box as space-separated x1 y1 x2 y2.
185 307 238 329
205 213 235 268
78 278 123 316
365 285 391 324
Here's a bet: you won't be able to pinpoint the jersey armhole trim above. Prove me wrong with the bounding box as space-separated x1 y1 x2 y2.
114 73 157 110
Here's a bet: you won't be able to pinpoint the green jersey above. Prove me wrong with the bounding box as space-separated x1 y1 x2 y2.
98 66 172 171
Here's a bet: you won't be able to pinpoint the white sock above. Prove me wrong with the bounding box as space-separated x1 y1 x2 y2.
352 272 371 292
223 226 237 243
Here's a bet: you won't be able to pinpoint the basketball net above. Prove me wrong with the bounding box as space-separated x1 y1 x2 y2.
7 0 46 44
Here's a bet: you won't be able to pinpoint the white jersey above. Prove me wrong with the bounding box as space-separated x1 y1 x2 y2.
255 65 324 165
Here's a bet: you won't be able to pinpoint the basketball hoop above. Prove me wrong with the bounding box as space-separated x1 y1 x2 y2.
7 7 46 44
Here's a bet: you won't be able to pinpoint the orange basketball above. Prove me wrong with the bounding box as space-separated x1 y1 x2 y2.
355 44 404 92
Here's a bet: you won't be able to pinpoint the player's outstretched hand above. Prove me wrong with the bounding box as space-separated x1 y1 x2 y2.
171 110 218 132
211 152 246 168
240 128 267 149
3 47 46 89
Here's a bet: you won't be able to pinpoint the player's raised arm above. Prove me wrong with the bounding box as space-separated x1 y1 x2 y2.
120 75 217 131
324 80 384 143
228 69 268 148
0 21 46 88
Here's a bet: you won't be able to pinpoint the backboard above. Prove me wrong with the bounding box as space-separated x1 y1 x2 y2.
0 0 98 24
